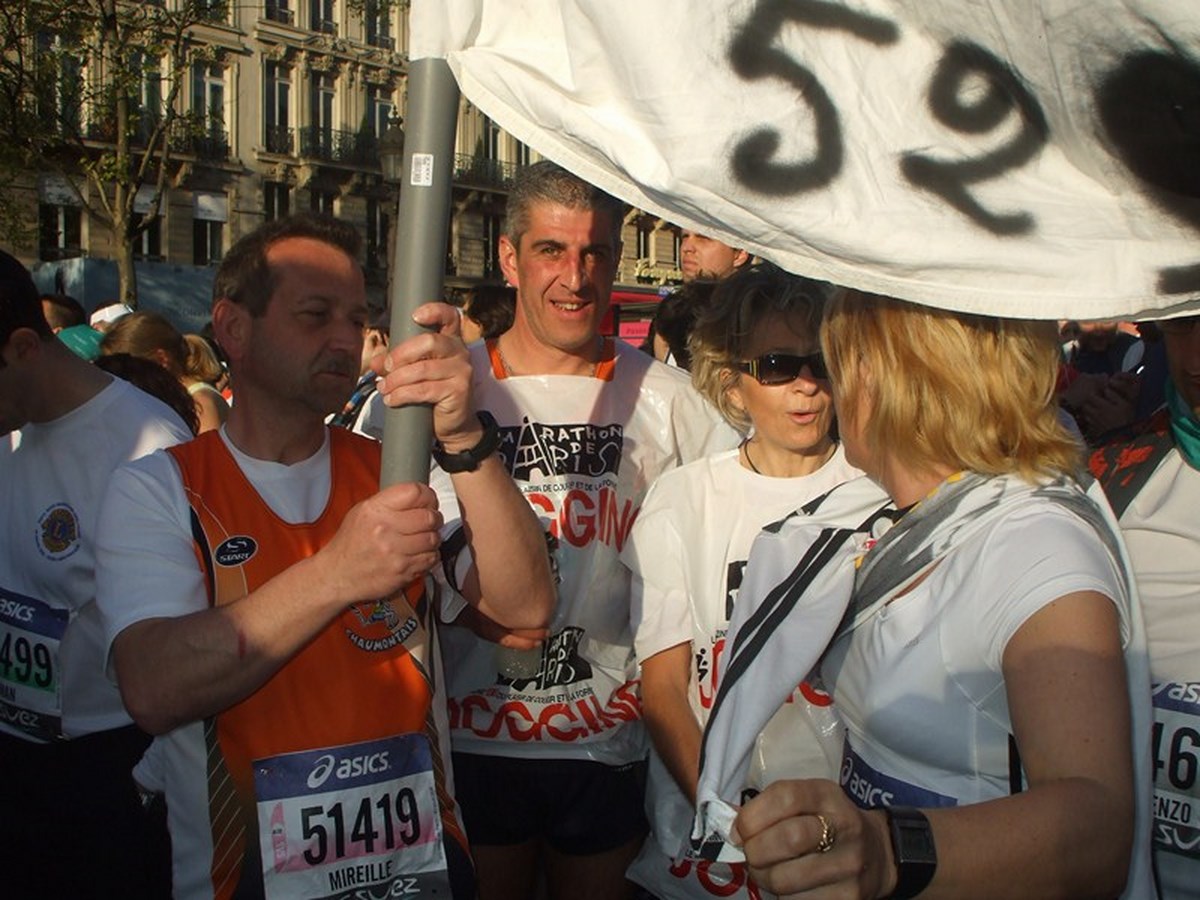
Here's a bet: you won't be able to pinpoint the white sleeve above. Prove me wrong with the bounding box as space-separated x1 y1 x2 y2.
95 451 208 674
972 505 1126 671
622 483 693 662
670 384 741 465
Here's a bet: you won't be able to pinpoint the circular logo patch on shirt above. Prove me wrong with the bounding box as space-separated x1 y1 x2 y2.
215 536 258 567
37 503 81 561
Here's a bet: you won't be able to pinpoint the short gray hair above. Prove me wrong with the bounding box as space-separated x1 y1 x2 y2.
505 160 626 249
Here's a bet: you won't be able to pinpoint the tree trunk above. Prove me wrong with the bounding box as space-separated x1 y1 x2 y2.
115 228 138 308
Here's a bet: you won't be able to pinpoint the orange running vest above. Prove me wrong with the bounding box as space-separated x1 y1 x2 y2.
167 428 467 898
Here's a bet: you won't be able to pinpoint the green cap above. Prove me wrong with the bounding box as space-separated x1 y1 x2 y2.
57 324 104 361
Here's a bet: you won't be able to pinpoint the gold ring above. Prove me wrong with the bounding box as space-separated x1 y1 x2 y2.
814 813 836 853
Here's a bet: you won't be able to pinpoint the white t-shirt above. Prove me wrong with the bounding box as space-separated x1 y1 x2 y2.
436 340 739 765
621 447 860 899
1115 446 1200 899
0 377 189 741
826 502 1126 804
97 429 335 658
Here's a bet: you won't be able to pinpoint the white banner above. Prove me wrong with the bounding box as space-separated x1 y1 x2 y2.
411 0 1200 320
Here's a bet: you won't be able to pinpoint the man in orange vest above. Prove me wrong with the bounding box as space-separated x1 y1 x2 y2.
95 213 554 900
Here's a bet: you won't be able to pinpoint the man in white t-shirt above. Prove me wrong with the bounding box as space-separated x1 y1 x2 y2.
435 161 738 900
1091 313 1200 900
93 214 554 900
0 249 191 897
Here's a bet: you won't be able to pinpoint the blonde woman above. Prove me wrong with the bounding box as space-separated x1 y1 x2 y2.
621 265 863 900
101 313 229 433
723 291 1153 899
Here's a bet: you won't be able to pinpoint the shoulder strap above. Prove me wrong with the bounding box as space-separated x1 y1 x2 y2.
188 507 216 607
329 375 377 429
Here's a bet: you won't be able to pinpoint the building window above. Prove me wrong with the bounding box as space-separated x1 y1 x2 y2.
311 0 336 34
264 61 292 154
194 220 222 265
191 62 228 157
132 213 163 261
482 115 500 161
306 71 336 157
38 205 82 261
366 197 390 271
365 85 394 139
193 191 227 265
265 0 293 25
672 229 682 267
636 221 654 260
515 140 532 168
131 51 163 143
365 0 393 49
37 32 83 138
193 63 225 126
265 181 290 221
310 190 336 216
195 0 229 23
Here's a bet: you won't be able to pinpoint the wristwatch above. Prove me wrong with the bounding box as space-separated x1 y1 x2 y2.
432 411 501 473
884 806 937 899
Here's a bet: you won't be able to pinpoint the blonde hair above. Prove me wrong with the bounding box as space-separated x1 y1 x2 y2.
822 290 1081 482
100 311 187 376
184 333 223 384
689 263 827 433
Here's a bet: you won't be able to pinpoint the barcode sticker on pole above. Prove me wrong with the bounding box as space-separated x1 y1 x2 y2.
410 154 434 187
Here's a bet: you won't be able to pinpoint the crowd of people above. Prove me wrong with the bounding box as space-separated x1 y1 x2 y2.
0 157 1195 900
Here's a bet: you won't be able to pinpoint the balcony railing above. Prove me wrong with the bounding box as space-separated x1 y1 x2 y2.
86 114 163 147
264 3 294 25
367 32 394 50
264 125 294 155
171 119 230 160
453 153 519 190
299 126 377 165
312 18 337 35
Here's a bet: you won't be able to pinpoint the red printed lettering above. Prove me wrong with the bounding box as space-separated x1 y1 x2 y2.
668 858 761 899
450 681 642 742
523 487 640 552
699 638 726 710
799 680 834 707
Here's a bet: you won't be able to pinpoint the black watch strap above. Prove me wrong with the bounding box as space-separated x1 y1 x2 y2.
432 411 501 473
885 806 937 899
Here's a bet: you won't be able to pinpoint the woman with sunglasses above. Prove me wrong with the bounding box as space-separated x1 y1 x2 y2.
621 263 865 900
722 291 1153 899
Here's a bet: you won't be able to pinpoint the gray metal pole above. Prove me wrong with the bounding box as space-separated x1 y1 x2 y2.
380 57 461 489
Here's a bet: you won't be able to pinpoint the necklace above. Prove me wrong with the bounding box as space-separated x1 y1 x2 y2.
741 439 763 475
497 337 601 378
497 341 519 376
740 438 837 477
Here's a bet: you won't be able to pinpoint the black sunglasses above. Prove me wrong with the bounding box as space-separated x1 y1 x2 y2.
735 352 829 385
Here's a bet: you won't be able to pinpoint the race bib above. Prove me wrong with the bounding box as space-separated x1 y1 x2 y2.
254 734 449 900
839 741 957 810
0 585 67 742
1151 682 1200 862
